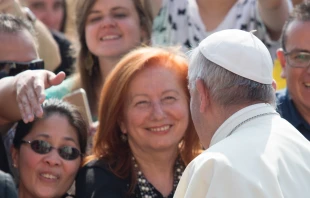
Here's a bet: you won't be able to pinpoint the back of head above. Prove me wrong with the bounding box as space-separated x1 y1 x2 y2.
0 14 37 45
281 1 310 50
188 29 276 107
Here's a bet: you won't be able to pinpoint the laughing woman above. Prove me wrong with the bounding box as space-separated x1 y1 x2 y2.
11 99 88 198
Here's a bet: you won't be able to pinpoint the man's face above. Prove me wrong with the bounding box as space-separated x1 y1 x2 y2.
0 30 38 63
0 30 38 78
281 20 310 115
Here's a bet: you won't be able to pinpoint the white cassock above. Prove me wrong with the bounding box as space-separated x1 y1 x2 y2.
174 103 310 198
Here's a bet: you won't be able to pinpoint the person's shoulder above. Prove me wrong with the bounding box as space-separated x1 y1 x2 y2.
276 89 287 100
276 89 289 113
188 150 231 170
77 159 116 182
0 170 11 181
0 171 18 198
81 158 113 173
75 159 129 198
190 139 252 169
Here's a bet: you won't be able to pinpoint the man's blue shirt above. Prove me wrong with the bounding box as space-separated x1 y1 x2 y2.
276 89 310 140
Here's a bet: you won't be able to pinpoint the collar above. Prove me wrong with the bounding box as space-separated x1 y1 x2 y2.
210 103 279 146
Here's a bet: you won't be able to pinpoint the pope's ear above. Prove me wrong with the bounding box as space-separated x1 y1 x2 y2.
272 79 277 91
196 79 209 113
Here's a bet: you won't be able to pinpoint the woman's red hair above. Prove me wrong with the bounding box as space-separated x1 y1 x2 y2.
84 46 202 192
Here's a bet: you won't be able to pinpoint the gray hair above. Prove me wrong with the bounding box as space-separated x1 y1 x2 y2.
188 48 276 107
0 14 37 46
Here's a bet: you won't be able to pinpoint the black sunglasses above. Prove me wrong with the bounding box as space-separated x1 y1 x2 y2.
21 139 82 160
0 59 44 78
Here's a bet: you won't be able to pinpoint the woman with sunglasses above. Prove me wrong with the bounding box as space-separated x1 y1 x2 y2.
11 98 88 198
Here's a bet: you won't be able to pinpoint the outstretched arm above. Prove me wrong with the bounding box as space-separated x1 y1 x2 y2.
258 0 291 40
0 70 65 124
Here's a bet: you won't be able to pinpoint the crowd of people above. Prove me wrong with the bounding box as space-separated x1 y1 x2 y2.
0 0 310 198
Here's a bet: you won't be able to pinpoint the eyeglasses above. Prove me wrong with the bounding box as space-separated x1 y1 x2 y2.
284 51 310 68
21 140 82 160
0 59 44 78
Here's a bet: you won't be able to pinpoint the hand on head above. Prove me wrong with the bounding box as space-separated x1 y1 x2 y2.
14 70 65 123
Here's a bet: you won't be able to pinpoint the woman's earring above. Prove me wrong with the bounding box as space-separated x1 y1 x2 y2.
12 163 17 168
85 52 94 76
120 134 128 142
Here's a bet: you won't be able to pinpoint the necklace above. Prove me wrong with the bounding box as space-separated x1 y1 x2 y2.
226 112 278 137
132 156 184 198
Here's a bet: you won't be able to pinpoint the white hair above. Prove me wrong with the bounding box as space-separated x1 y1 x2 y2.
188 48 276 107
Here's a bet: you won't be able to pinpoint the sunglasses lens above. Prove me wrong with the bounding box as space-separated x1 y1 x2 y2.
31 140 52 154
25 139 81 160
58 146 81 160
0 59 44 77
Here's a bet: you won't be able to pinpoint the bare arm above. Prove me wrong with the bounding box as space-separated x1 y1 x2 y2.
144 0 163 18
0 70 65 125
258 0 290 40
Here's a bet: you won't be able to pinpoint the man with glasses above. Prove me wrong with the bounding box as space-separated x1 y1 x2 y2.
276 1 310 140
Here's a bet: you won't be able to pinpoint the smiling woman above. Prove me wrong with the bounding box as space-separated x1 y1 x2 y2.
11 99 88 198
75 46 202 198
45 0 153 122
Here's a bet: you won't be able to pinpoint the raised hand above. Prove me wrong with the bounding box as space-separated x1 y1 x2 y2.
14 70 65 123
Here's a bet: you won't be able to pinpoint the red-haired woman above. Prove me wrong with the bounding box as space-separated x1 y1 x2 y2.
75 46 202 198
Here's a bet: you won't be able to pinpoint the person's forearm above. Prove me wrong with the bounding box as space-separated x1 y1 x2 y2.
258 0 290 40
0 77 22 125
